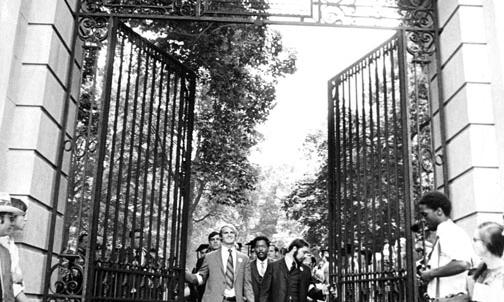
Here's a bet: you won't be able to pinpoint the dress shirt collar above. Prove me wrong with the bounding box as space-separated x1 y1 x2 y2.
284 254 296 270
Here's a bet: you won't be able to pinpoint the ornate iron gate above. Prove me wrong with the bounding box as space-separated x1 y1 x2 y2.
327 31 438 302
45 18 196 302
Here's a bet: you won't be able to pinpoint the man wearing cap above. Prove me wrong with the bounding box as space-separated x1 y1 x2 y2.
0 192 26 302
186 224 254 302
189 244 209 302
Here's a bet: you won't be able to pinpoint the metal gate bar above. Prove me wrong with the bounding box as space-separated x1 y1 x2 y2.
328 31 426 302
45 18 196 302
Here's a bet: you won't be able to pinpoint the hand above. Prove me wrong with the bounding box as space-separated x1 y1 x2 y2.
419 270 434 283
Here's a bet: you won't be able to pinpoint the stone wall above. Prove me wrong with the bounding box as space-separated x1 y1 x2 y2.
0 0 79 299
432 0 504 232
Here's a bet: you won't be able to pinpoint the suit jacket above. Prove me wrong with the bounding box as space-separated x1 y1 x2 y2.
250 259 271 302
187 248 254 302
259 258 311 302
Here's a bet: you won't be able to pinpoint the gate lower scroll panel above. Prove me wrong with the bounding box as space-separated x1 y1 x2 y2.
327 31 436 302
46 19 196 302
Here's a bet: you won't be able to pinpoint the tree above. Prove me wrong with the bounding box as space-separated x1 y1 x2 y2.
136 18 297 249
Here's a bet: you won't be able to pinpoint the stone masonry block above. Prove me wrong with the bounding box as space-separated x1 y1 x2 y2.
438 0 484 29
17 247 46 294
450 167 501 219
441 44 490 103
432 83 494 145
445 124 498 180
9 106 60 165
28 0 75 50
16 65 65 123
23 24 70 88
4 150 58 208
440 6 486 65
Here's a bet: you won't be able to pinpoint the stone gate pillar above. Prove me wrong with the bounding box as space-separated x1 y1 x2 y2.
433 0 504 232
0 0 79 299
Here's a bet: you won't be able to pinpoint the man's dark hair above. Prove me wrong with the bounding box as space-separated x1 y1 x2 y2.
418 191 452 217
208 231 220 241
129 228 142 238
252 236 270 248
287 238 310 252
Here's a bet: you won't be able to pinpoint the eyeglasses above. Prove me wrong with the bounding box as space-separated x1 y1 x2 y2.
222 231 235 235
210 237 221 241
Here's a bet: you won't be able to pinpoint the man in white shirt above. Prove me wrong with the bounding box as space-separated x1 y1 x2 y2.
185 224 254 302
418 191 473 300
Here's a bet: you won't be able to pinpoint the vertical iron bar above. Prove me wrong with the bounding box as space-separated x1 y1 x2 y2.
178 75 196 302
367 54 378 299
382 47 393 272
121 44 143 249
147 61 164 253
84 16 119 301
112 33 135 249
168 74 181 268
130 53 151 258
433 0 450 196
103 31 125 252
327 78 337 297
156 66 170 262
140 54 157 252
398 29 418 302
341 75 347 282
374 50 383 275
354 66 362 278
390 43 403 271
43 0 83 299
163 70 175 264
334 81 343 302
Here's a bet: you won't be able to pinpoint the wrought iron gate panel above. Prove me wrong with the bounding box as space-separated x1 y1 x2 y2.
46 18 196 302
327 31 437 302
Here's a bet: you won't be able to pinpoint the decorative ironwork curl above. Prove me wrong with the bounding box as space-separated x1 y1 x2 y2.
78 17 110 44
48 254 85 297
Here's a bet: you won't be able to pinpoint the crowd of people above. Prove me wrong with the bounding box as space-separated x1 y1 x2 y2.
0 192 29 302
0 189 503 302
184 225 331 302
183 191 504 302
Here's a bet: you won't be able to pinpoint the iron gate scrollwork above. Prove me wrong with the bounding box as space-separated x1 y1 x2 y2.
45 18 196 302
327 30 438 302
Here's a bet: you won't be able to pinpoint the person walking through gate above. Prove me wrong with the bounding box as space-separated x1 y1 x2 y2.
249 236 271 302
185 224 254 302
417 191 473 301
260 238 312 302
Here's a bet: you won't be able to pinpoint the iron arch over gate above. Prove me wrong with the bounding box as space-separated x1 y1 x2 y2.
44 19 196 302
327 30 440 301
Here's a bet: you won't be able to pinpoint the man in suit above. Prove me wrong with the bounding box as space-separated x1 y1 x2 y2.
260 238 312 302
250 236 271 302
186 224 254 302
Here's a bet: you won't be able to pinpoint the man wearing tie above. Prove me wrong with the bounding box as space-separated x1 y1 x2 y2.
260 238 312 302
250 236 271 301
186 224 254 302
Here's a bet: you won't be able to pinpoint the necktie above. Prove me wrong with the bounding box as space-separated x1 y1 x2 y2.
260 261 265 276
290 261 297 272
225 249 234 289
